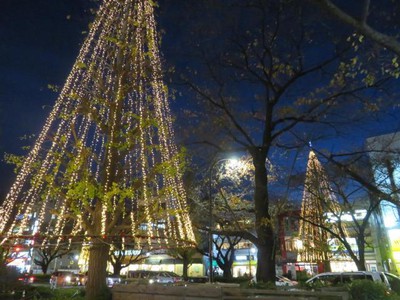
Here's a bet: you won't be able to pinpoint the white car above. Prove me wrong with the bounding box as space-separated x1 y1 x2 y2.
251 275 298 286
305 271 398 290
106 275 121 287
127 270 183 285
149 271 183 284
76 273 121 287
275 275 298 286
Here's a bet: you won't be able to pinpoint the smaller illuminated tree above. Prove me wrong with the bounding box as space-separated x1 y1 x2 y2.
297 149 345 272
307 144 400 272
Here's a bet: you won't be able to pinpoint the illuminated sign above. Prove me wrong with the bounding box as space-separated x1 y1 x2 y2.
113 249 142 256
393 252 400 261
326 209 367 223
388 229 400 251
235 255 247 261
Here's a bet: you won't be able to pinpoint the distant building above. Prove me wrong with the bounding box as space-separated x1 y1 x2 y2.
277 210 299 278
367 132 400 274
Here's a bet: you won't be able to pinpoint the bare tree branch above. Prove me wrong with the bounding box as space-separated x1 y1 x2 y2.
310 0 400 56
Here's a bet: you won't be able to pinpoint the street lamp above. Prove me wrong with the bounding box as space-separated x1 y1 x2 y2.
208 157 239 283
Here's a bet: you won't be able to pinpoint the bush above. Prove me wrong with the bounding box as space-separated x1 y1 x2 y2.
0 265 25 298
50 287 85 299
295 270 311 283
349 280 400 300
214 276 248 284
34 273 52 283
25 286 85 299
250 281 277 290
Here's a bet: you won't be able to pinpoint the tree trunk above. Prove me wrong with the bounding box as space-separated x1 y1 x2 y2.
42 264 48 274
223 261 233 279
223 248 235 280
323 260 331 272
113 262 122 276
86 241 110 300
355 259 367 271
255 229 276 282
182 257 189 280
252 148 276 283
356 238 367 271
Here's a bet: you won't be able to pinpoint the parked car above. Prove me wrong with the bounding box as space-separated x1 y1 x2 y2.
77 273 87 286
187 276 208 283
127 270 156 284
76 272 121 287
127 270 183 284
251 275 298 287
17 273 35 284
106 274 122 287
150 271 183 284
50 271 79 286
275 275 298 286
384 272 400 294
305 271 398 290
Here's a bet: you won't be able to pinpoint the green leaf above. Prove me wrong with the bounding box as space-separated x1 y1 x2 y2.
76 61 87 69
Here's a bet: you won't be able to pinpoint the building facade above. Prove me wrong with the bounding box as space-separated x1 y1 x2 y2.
367 132 400 274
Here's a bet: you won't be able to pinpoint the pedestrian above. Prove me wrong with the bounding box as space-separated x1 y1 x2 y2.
50 274 57 289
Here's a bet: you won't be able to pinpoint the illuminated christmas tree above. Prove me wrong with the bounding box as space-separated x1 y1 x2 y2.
0 0 194 298
297 149 343 272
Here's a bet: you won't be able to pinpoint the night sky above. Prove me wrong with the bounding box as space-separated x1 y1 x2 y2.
0 0 399 199
0 0 95 197
0 0 183 197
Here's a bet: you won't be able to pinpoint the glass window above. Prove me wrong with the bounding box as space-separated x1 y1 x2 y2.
342 274 369 284
315 275 341 287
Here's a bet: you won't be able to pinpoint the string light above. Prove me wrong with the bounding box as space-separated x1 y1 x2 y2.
0 0 195 252
297 150 346 263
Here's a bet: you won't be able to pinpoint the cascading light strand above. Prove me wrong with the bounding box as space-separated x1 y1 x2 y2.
0 0 195 254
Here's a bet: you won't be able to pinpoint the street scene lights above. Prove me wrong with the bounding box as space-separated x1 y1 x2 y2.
208 157 239 283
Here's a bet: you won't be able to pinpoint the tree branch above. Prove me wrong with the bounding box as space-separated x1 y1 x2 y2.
311 0 400 56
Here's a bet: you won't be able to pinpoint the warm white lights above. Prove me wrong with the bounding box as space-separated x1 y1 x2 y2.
0 0 195 250
297 150 345 262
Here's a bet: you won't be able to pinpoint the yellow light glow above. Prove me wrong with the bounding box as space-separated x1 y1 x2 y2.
0 0 195 250
297 150 347 263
